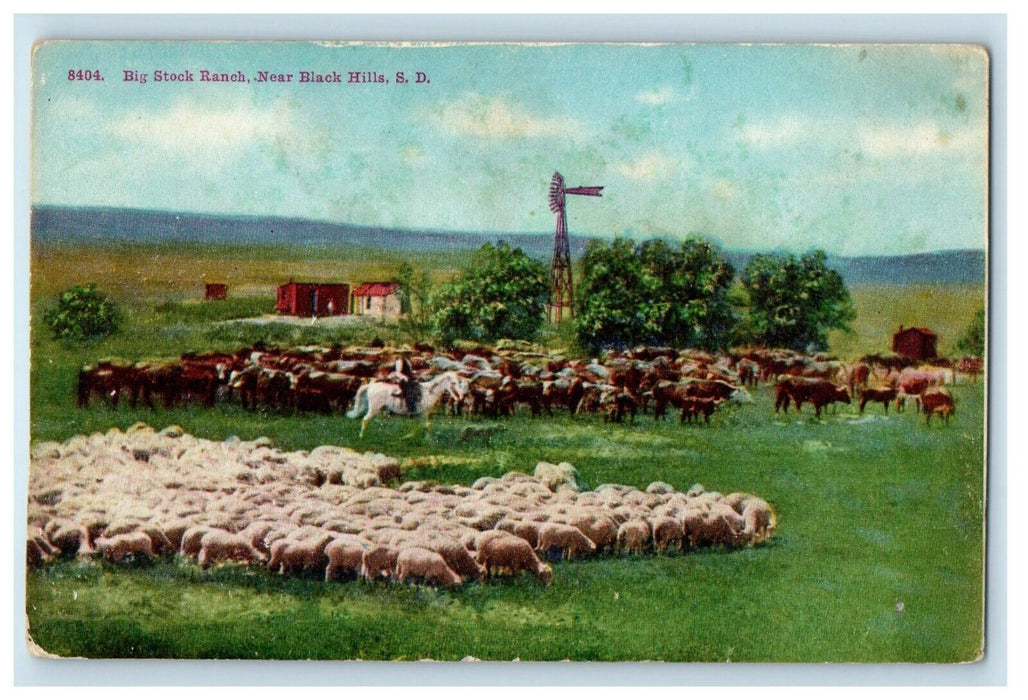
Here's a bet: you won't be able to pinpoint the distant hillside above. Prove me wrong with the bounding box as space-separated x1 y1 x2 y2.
32 205 985 286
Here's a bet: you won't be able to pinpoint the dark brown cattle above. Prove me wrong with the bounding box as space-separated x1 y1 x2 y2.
681 379 740 401
135 362 183 409
846 363 871 394
257 369 295 410
956 357 984 383
859 386 897 414
76 362 140 408
736 358 760 387
497 379 545 417
541 378 584 414
775 377 850 418
921 388 956 425
228 365 260 409
679 396 721 424
179 362 221 407
609 365 645 394
294 371 362 413
602 390 637 424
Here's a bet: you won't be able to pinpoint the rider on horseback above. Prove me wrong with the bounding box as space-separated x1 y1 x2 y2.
394 356 420 414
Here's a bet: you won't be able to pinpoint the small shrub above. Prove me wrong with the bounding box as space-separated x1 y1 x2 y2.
43 284 121 343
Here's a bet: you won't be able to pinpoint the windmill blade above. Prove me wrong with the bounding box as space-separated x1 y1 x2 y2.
564 186 604 197
549 172 565 213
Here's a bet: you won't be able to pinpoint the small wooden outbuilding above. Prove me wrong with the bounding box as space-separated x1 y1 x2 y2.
204 283 228 301
276 281 349 317
351 282 403 320
892 325 938 362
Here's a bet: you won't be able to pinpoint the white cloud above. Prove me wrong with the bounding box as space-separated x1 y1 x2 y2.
858 121 981 158
400 145 427 164
709 178 738 201
635 86 675 105
109 100 296 150
738 115 809 149
616 151 677 181
427 94 583 139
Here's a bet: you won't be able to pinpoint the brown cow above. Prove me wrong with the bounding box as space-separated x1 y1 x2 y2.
859 386 897 414
294 370 362 413
496 379 545 418
775 378 850 418
680 396 721 424
921 388 956 425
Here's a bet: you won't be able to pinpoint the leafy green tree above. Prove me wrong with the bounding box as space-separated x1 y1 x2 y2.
740 250 855 351
393 261 434 343
639 238 737 350
43 284 121 343
575 237 736 352
431 242 549 343
955 307 985 357
574 238 662 351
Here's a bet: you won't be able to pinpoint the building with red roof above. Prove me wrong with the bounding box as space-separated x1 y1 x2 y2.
351 281 402 320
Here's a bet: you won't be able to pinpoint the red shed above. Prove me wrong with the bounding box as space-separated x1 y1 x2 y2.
892 325 938 362
204 283 228 301
276 281 349 317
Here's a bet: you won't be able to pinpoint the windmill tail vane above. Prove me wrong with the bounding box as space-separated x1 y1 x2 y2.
548 171 603 325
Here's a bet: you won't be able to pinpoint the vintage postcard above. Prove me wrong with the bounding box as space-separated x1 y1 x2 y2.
26 41 988 662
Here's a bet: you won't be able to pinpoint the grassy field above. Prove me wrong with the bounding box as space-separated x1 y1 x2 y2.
25 241 987 662
830 284 985 359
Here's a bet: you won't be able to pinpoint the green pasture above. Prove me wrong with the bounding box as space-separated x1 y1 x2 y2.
25 242 986 661
27 380 985 662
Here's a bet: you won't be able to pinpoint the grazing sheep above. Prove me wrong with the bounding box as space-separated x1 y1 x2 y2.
427 537 487 582
571 516 618 552
43 518 93 557
158 519 195 552
95 532 155 563
266 534 332 575
198 530 267 569
139 525 176 556
324 535 369 581
617 519 651 554
513 521 541 548
237 521 279 556
180 526 215 558
361 545 399 581
27 531 57 568
476 532 553 586
650 516 685 553
740 498 776 543
394 547 463 588
685 504 745 548
536 522 596 560
533 461 584 492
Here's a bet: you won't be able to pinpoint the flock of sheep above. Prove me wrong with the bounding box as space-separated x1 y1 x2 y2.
27 424 776 587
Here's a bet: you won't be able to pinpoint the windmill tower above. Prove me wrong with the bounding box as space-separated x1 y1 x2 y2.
548 171 603 324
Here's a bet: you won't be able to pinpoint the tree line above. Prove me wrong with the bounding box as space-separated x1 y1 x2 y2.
397 238 858 354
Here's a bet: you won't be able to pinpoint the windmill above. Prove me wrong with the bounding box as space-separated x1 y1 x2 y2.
548 171 603 324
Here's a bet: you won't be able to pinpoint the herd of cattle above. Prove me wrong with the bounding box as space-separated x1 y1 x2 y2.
77 343 981 426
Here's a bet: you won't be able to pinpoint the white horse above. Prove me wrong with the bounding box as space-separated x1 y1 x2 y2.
347 371 468 439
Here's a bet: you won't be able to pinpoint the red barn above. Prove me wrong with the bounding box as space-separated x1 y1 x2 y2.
892 325 938 362
276 281 349 317
204 283 228 301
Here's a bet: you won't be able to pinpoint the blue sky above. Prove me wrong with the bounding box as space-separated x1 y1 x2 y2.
32 42 988 255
